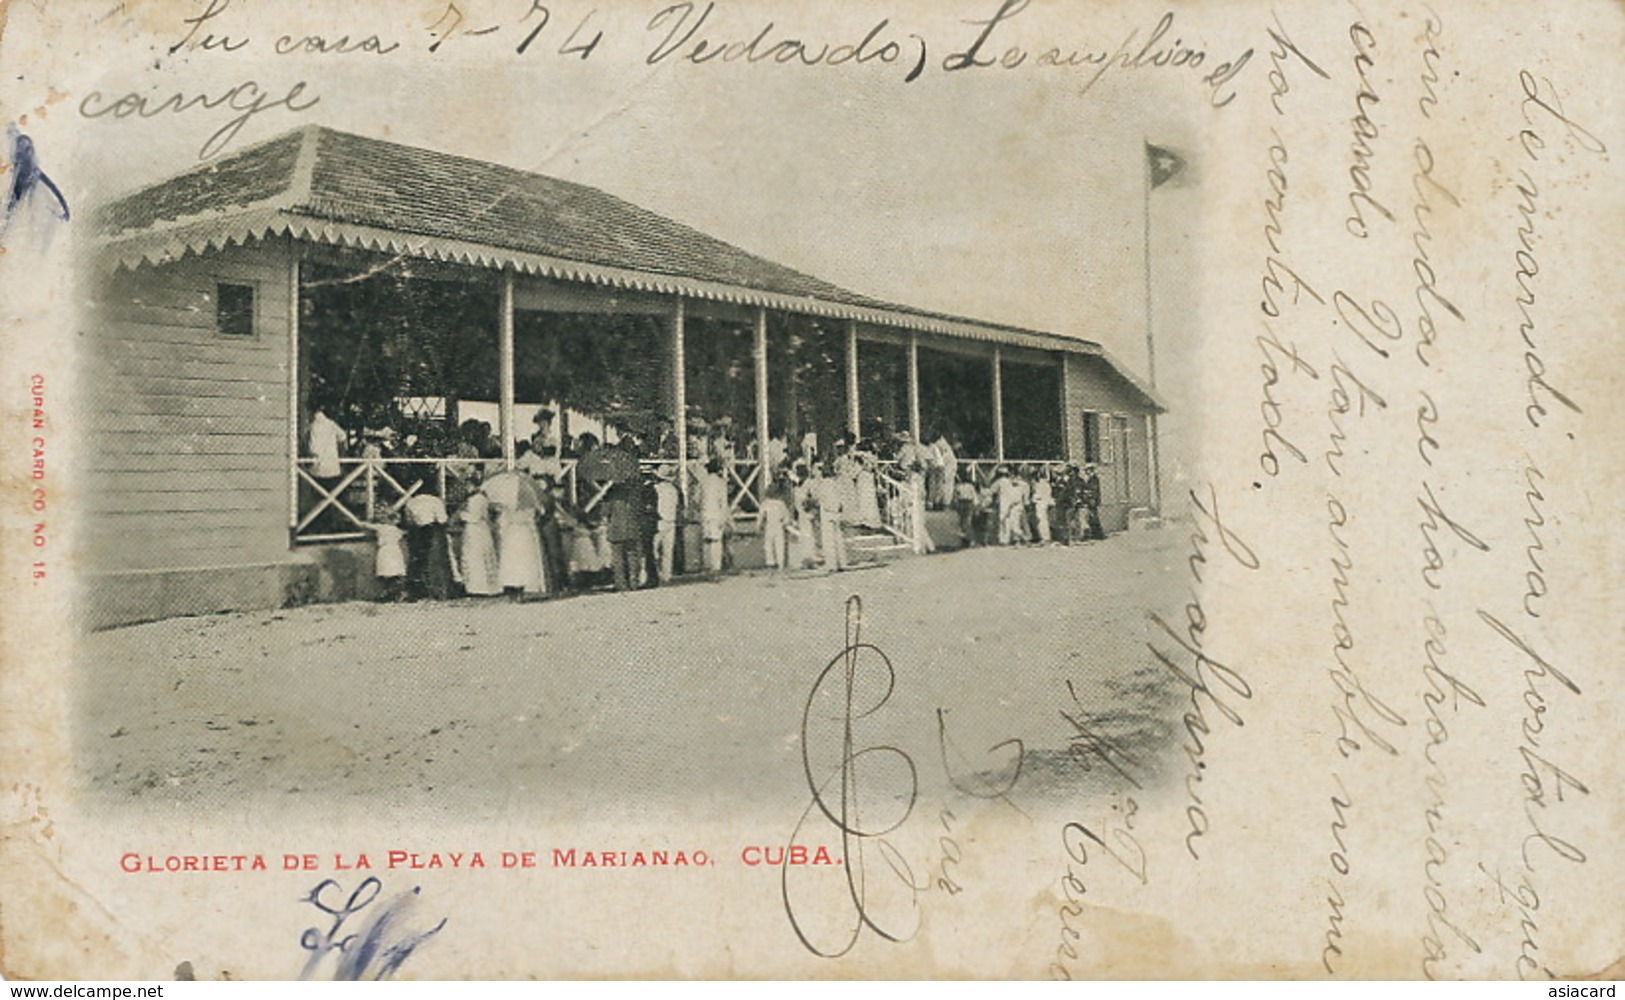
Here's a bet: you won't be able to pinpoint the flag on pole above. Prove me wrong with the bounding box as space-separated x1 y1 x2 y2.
1147 143 1186 189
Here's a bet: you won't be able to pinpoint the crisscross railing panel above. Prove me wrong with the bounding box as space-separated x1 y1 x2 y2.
294 457 491 542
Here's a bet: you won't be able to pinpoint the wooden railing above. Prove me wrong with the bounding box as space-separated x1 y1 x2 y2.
294 454 1100 549
294 455 762 543
294 456 505 542
874 466 928 554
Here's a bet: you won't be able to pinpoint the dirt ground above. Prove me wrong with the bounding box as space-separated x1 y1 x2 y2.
73 531 1185 825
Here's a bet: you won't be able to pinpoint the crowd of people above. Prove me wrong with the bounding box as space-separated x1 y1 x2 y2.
307 403 1108 604
950 462 1105 548
369 411 676 602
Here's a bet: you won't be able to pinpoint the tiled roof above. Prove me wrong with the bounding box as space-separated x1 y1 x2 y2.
99 129 306 234
298 129 873 306
94 126 1160 409
99 126 878 306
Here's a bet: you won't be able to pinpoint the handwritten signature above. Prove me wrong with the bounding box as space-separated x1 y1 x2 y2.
781 595 921 958
298 876 447 980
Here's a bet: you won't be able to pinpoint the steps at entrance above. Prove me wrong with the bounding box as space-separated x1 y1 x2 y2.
725 515 917 567
843 527 912 563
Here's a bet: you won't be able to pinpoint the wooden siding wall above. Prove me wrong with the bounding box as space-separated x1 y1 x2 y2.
1062 354 1154 509
1122 415 1153 508
83 239 294 573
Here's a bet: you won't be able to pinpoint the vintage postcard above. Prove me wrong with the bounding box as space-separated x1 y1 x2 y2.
1 0 1620 981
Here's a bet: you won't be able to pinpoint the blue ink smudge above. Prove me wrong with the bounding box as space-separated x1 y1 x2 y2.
4 128 71 231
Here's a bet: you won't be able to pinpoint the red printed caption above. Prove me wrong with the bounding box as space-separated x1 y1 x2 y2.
117 844 842 873
29 374 47 581
120 851 539 873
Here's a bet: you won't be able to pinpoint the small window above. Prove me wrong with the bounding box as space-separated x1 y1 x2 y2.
1108 414 1129 466
216 282 255 337
1081 411 1101 464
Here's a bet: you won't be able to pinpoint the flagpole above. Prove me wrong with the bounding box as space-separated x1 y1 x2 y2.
1143 141 1162 515
1143 140 1156 389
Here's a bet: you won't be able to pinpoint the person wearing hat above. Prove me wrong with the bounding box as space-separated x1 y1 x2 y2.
601 420 645 592
649 463 680 585
698 457 730 576
759 470 793 571
846 436 882 530
530 407 557 453
1031 466 1056 544
893 430 934 554
811 457 847 572
686 418 711 476
993 464 1024 546
1053 463 1079 545
952 467 980 546
1081 462 1104 540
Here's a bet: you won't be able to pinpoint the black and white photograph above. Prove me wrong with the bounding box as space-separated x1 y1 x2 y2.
1 0 1620 982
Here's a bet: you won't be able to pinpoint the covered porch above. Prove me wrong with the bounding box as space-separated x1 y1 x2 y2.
289 246 1080 557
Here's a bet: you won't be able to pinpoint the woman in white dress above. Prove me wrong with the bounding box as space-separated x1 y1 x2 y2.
850 445 882 529
458 489 501 596
484 470 547 598
832 441 860 526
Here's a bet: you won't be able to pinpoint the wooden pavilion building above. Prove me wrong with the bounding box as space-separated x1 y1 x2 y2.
84 126 1163 628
